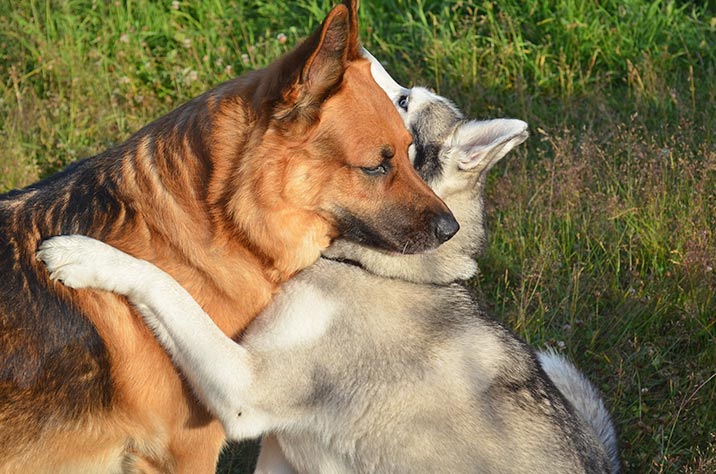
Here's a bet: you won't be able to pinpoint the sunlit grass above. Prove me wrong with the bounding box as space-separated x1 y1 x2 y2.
1 1 715 472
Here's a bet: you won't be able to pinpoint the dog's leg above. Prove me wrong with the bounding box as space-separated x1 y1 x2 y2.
254 435 298 474
37 234 154 296
37 235 271 440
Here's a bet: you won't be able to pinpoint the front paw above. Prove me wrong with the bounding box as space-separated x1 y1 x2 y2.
37 235 139 293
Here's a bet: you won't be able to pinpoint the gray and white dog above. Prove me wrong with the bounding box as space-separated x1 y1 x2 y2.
38 53 618 474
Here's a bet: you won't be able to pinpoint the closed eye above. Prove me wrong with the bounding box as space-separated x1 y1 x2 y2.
361 164 388 176
361 146 394 176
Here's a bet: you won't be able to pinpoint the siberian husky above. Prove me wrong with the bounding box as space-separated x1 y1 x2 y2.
38 52 619 474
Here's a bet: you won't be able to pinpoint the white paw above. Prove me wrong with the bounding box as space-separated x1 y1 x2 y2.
37 235 141 294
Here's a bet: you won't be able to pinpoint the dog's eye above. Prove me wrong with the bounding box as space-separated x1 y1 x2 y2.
361 146 393 176
361 164 388 176
397 95 409 110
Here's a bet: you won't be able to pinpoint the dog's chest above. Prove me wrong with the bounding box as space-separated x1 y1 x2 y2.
243 276 337 352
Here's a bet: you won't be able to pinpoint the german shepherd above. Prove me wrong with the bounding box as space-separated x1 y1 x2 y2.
38 54 619 473
0 2 457 472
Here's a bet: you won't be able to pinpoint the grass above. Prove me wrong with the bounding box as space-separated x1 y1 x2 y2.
2 0 715 472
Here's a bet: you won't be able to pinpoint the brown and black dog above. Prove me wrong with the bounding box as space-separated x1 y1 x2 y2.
0 1 457 472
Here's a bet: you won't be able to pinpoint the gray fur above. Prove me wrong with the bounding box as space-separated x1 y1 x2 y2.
250 87 617 473
38 66 619 473
538 349 620 473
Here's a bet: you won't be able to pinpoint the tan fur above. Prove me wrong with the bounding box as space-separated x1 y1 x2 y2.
0 1 454 472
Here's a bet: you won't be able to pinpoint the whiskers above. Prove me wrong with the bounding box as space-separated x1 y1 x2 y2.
401 240 411 255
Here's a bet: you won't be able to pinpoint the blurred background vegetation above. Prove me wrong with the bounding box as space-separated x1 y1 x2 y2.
1 1 715 472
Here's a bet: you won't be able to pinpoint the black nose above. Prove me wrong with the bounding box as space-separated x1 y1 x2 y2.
433 212 460 243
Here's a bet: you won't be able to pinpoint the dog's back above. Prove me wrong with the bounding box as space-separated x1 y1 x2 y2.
266 264 610 473
0 161 119 463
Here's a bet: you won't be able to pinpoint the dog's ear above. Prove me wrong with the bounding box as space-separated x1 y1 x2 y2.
299 4 350 102
342 0 362 59
450 119 529 173
269 4 351 126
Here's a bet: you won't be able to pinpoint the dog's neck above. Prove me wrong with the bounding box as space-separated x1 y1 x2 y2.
95 98 332 337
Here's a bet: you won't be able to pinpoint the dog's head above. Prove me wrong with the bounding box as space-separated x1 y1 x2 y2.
210 0 457 275
398 87 529 198
323 51 528 283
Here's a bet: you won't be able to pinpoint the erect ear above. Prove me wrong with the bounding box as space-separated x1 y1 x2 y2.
342 0 362 59
450 119 529 173
298 4 351 105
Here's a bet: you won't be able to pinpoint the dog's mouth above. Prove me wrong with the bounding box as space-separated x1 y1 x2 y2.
332 208 458 254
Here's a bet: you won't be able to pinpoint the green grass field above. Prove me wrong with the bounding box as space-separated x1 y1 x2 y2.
2 1 715 472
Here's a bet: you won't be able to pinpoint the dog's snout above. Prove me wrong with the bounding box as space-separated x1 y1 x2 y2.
433 212 460 243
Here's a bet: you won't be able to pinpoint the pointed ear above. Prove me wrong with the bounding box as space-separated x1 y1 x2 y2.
299 4 350 104
450 119 529 173
341 0 362 59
